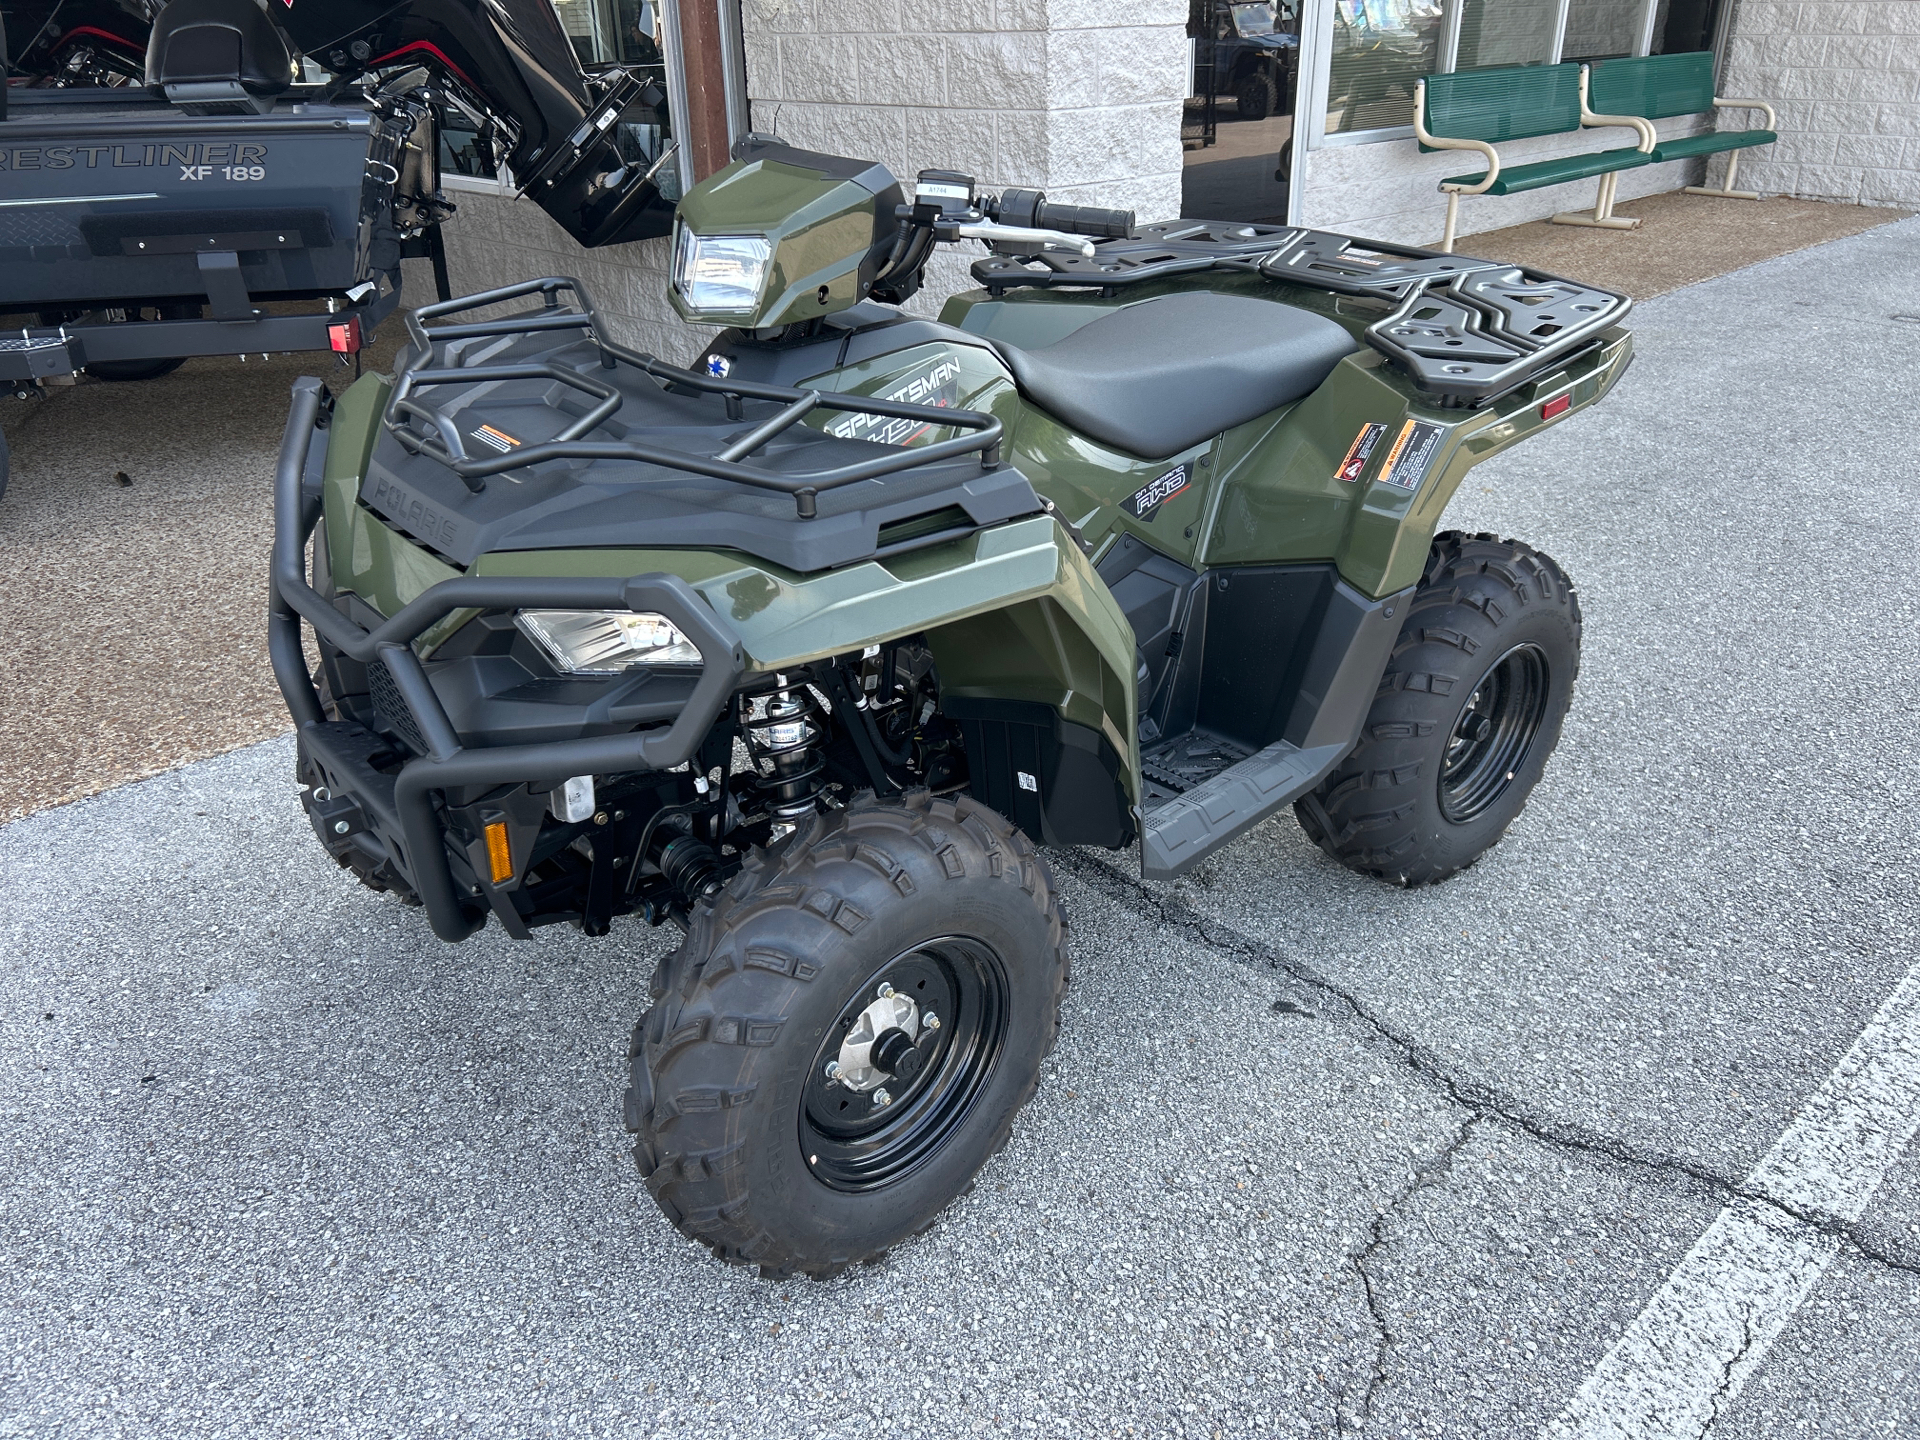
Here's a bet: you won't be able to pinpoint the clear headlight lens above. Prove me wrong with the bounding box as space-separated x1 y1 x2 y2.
673 230 771 312
516 610 701 674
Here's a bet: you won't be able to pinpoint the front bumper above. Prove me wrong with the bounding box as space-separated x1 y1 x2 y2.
270 376 747 942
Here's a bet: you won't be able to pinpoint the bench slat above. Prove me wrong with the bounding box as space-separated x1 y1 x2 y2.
1650 128 1778 162
1442 146 1655 195
1421 63 1582 149
1590 52 1717 120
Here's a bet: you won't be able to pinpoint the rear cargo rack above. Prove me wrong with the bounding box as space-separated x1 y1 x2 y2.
392 277 1006 517
970 223 1629 406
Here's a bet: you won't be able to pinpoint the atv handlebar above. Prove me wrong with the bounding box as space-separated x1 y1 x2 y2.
867 169 1136 304
993 189 1136 239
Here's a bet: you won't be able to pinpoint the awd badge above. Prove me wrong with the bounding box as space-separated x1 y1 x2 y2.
1122 463 1191 523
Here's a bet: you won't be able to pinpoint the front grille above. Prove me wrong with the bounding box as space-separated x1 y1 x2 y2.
366 654 429 755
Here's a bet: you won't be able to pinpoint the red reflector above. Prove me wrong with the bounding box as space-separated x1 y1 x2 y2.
328 316 363 354
1540 393 1572 420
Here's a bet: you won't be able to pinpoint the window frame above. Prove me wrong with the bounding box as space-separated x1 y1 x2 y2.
1303 0 1667 151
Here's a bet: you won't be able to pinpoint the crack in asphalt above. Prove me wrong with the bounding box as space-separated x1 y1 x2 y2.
1702 1305 1759 1439
1341 1114 1482 1433
1060 851 1920 1290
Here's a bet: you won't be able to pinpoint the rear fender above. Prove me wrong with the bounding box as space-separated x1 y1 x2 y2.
1203 325 1633 595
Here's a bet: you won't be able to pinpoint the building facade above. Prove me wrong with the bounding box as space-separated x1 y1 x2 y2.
428 0 1917 358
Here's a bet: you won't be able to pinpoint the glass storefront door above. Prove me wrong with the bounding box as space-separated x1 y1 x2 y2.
1182 0 1304 224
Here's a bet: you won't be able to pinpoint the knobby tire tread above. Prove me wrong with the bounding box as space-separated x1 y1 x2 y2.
627 789 1067 1279
1296 531 1581 886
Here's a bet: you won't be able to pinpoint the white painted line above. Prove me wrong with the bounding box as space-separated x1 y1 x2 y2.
1544 965 1920 1440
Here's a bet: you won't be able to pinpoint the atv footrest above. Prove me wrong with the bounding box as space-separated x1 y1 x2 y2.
1141 728 1254 805
1140 738 1348 880
0 333 77 381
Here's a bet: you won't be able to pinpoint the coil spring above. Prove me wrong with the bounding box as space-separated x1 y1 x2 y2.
743 682 825 824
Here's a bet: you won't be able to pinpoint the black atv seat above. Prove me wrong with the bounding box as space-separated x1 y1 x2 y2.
998 291 1358 460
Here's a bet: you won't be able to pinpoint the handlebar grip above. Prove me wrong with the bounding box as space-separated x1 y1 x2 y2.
1033 201 1135 238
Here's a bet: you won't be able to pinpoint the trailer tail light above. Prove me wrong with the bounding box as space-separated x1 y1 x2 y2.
1540 393 1572 420
328 316 363 354
484 820 513 885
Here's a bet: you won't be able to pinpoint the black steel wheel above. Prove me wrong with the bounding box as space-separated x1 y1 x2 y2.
1438 642 1552 823
627 790 1067 1278
1235 72 1276 120
1296 532 1581 886
802 937 1010 1191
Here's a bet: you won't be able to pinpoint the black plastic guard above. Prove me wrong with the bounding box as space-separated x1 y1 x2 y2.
946 698 1136 850
1139 574 1413 879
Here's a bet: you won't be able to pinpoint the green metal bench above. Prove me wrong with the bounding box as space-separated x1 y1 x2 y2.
1415 63 1655 253
1588 51 1777 201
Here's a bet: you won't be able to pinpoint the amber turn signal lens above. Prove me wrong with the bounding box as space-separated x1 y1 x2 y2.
485 820 513 885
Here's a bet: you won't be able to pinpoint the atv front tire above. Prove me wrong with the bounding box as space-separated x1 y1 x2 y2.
1296 532 1581 886
1236 72 1276 120
626 790 1068 1277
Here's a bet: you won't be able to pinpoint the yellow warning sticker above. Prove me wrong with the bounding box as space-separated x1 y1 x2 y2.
1378 418 1445 492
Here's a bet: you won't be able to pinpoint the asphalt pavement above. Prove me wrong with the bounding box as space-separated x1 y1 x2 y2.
3 220 1918 1439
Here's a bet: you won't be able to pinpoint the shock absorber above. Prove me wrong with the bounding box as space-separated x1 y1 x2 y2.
743 678 825 828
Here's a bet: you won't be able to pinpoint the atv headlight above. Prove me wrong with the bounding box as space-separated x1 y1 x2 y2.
673 230 771 313
516 610 702 674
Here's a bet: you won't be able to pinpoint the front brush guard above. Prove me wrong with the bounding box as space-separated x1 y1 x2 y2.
268 375 746 942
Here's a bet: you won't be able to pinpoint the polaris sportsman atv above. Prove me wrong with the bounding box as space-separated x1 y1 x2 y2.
270 137 1630 1276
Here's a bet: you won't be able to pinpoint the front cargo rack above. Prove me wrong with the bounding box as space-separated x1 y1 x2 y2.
390 276 1008 518
970 221 1630 406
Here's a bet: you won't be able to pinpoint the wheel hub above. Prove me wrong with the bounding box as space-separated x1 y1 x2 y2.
828 987 922 1093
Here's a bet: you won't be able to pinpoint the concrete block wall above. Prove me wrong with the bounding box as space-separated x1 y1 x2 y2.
1717 0 1920 207
741 0 1189 313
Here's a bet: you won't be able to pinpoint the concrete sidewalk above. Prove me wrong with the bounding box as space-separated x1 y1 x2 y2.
2 221 1918 1439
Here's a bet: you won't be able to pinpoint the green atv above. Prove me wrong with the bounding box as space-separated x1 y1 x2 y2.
269 136 1630 1276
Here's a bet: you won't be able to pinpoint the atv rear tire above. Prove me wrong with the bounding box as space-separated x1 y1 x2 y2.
1295 532 1581 886
626 790 1068 1277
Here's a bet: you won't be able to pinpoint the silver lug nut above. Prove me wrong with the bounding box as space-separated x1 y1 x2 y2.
923 1011 941 1031
872 1089 892 1108
877 983 895 999
823 1060 842 1082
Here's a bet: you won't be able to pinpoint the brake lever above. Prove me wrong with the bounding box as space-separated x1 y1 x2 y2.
952 222 1096 259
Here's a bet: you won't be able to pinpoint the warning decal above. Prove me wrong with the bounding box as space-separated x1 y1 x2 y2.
1378 419 1445 492
469 424 522 454
1334 422 1388 483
